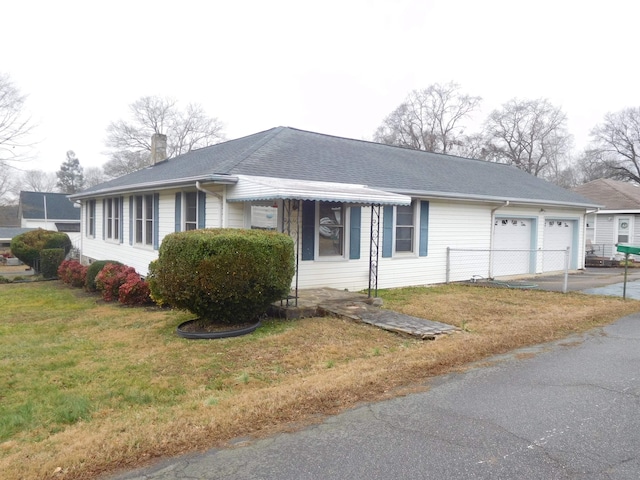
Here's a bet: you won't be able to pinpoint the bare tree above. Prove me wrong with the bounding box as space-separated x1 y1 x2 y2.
103 150 149 179
374 82 481 154
0 162 16 205
18 169 58 193
483 98 572 177
589 107 640 183
104 96 225 177
84 166 108 188
0 73 35 163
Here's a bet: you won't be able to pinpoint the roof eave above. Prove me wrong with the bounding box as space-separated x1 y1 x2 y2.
69 174 239 200
385 188 601 209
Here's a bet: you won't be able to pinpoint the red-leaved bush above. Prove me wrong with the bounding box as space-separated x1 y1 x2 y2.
118 271 152 305
95 263 151 305
57 260 88 288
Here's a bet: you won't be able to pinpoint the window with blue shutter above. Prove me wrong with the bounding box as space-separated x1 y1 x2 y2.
349 206 361 259
419 201 429 256
301 201 315 260
197 191 206 229
174 193 182 232
128 196 133 245
382 205 393 258
153 193 160 250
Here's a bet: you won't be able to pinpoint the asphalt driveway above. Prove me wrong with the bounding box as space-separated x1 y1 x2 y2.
525 267 640 299
110 312 640 479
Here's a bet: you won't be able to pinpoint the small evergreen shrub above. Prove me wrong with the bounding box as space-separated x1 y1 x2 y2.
11 229 72 272
85 260 122 292
148 228 295 324
0 276 11 284
57 260 88 288
40 248 66 279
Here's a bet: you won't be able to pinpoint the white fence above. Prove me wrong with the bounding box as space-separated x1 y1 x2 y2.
446 247 571 292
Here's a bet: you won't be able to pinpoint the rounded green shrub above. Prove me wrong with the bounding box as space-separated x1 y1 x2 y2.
40 248 65 279
148 228 295 324
85 260 122 292
10 229 72 272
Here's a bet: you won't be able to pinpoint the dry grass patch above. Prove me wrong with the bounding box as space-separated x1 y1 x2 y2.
1 282 639 480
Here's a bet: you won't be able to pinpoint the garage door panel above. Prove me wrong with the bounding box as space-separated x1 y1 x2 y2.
493 218 532 277
543 220 573 272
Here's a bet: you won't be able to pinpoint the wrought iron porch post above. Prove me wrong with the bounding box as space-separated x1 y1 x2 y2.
369 204 381 298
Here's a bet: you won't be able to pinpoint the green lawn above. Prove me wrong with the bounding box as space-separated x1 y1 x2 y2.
1 281 639 480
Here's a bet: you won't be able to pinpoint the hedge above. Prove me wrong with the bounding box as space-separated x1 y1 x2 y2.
149 228 295 324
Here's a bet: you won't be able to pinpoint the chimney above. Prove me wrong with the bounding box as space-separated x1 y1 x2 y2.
150 133 167 164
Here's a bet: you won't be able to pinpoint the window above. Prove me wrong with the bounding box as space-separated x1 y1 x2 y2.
184 192 198 231
86 200 96 237
618 217 631 244
134 194 154 246
318 202 344 257
395 204 414 252
383 201 428 258
105 197 120 241
250 205 278 230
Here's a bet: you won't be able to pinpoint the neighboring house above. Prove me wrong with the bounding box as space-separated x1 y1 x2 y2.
70 127 597 292
0 227 33 255
572 179 640 259
18 191 81 248
0 206 29 254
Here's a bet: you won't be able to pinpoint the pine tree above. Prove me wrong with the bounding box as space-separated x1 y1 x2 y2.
56 150 85 194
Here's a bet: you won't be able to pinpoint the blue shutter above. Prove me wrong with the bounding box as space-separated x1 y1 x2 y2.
119 197 124 244
128 196 133 245
153 193 160 250
349 206 361 260
419 201 429 257
175 193 182 232
197 191 206 229
301 201 315 261
129 195 133 245
382 205 393 258
102 199 106 240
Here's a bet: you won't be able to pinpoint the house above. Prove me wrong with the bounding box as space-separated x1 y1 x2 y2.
572 178 640 259
69 127 597 293
18 191 81 248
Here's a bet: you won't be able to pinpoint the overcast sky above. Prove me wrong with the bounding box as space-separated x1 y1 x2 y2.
2 0 639 174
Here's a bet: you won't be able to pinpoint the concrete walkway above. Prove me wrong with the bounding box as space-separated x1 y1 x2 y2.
271 288 458 339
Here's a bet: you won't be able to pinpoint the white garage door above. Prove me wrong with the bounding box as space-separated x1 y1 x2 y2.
493 218 532 277
543 220 574 272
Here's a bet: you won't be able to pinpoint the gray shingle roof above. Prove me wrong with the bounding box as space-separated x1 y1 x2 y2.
78 127 597 207
572 179 640 210
0 227 35 240
19 191 81 220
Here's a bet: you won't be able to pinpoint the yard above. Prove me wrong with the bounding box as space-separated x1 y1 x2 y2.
1 281 639 480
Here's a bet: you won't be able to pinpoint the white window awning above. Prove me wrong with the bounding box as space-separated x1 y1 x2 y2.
226 175 412 206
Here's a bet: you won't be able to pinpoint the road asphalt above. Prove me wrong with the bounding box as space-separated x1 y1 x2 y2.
109 310 640 480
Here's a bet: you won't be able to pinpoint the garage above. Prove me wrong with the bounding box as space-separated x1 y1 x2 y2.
492 217 533 277
543 219 574 271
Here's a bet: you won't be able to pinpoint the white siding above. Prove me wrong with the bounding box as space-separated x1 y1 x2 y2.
78 189 588 289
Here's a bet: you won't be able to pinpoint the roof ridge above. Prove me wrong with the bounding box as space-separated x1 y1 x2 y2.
222 127 287 171
283 126 511 167
606 179 640 204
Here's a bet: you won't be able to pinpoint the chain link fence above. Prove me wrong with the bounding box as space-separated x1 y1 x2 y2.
446 247 571 292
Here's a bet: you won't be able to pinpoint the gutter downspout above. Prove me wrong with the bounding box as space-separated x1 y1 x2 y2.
489 201 510 279
196 181 224 228
71 199 83 261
